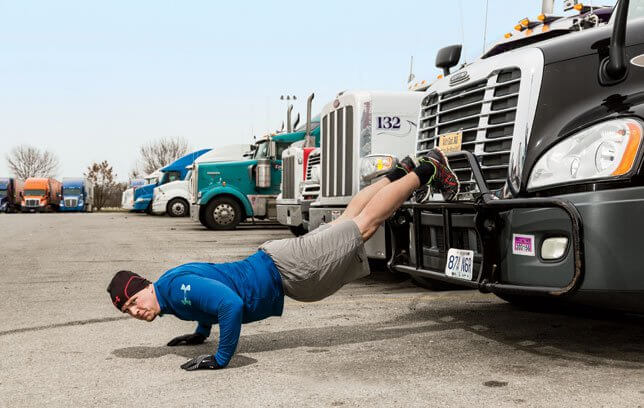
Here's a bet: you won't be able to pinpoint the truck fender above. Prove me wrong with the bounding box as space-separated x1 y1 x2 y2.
200 186 253 217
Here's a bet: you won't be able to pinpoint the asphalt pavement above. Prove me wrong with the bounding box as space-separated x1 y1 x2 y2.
0 213 642 407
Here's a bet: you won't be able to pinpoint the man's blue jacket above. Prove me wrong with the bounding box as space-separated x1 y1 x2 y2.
153 250 284 367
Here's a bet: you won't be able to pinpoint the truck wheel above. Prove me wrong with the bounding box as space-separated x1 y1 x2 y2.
203 197 241 230
167 198 189 217
289 225 307 236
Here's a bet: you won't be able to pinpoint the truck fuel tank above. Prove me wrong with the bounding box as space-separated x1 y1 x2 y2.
256 158 272 188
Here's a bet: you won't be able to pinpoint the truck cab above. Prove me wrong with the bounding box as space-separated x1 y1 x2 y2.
308 90 426 259
191 132 305 230
150 149 212 217
22 177 62 212
388 0 644 312
133 149 210 213
121 179 145 211
0 178 23 213
59 178 94 212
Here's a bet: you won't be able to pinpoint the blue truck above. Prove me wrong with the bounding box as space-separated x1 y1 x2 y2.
59 178 95 212
0 178 24 213
133 149 210 214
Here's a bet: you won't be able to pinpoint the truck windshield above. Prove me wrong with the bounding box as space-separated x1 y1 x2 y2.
254 142 269 159
0 190 7 198
630 0 644 19
63 188 82 196
161 171 181 184
24 189 45 196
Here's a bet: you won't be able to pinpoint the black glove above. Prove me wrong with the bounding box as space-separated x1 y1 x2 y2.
180 354 222 371
167 333 206 347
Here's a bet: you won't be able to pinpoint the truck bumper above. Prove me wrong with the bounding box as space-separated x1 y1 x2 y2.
133 199 151 212
309 206 388 260
389 152 644 312
276 204 303 227
151 200 167 215
190 204 200 222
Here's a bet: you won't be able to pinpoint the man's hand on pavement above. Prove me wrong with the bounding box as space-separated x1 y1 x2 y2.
180 354 222 371
167 333 206 347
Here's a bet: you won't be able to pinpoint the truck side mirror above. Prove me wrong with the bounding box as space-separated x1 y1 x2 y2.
435 44 462 76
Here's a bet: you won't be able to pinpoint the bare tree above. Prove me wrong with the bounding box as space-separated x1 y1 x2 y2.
85 161 118 211
6 145 60 179
137 137 189 175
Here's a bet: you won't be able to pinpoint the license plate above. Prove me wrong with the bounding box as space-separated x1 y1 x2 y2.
444 248 474 280
331 210 342 221
438 131 463 153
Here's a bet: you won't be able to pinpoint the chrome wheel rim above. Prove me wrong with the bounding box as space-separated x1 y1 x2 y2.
171 202 186 216
213 203 235 225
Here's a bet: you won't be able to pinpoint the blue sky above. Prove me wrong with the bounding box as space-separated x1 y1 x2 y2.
0 0 616 180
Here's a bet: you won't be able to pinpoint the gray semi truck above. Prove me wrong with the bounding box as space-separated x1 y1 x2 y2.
388 0 644 313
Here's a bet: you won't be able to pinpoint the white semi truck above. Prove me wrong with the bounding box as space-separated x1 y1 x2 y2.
308 90 426 259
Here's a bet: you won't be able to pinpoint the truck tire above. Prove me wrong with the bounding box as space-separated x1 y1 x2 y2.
289 225 307 236
167 198 189 217
203 197 242 230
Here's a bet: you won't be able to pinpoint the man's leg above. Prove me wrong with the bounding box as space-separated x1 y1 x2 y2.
352 173 421 241
332 178 391 223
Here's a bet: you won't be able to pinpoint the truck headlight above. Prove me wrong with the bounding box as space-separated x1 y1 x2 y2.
360 155 397 182
528 118 642 190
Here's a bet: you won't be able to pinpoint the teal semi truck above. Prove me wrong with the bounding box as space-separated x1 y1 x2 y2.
191 128 308 230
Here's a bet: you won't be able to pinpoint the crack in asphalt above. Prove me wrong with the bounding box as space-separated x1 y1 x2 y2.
0 316 128 337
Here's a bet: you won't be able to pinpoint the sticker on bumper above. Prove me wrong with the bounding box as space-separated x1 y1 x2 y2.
512 234 535 256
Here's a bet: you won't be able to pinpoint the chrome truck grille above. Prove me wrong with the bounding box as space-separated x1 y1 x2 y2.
281 155 296 200
417 67 521 193
26 199 40 207
306 152 320 180
65 198 78 208
321 106 354 197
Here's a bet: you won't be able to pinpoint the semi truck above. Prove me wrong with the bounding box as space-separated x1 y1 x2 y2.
121 179 145 211
150 148 240 217
276 94 322 235
308 90 426 259
133 149 210 214
59 178 95 212
388 0 644 313
186 144 252 213
190 129 306 230
22 177 62 212
0 178 24 213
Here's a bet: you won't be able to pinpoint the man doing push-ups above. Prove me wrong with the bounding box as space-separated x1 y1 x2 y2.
107 148 458 370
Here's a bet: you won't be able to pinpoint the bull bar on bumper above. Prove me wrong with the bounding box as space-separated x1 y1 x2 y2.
388 151 585 298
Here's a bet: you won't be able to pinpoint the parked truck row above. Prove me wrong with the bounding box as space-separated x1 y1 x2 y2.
0 176 94 213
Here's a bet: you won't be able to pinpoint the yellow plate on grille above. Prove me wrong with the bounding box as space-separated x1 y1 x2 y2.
438 131 463 153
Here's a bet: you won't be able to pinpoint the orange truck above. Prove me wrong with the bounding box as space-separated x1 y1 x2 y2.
22 177 62 212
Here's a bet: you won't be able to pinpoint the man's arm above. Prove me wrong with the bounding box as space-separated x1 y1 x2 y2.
180 276 244 368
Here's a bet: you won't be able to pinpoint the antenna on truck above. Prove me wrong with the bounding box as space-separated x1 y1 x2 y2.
407 56 415 86
483 0 489 53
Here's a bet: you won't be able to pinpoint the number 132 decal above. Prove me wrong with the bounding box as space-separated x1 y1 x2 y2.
376 116 401 129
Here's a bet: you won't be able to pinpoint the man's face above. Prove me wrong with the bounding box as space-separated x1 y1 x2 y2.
121 285 160 322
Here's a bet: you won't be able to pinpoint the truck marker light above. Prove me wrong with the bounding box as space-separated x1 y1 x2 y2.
504 33 512 39
520 18 530 27
612 122 642 176
514 24 523 31
542 25 550 33
574 3 584 11
538 13 546 22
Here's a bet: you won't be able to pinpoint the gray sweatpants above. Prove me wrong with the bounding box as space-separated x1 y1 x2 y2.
260 220 371 302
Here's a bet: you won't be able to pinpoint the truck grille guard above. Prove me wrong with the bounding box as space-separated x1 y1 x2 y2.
388 151 585 297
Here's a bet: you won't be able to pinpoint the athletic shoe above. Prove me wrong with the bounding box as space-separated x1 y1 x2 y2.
414 147 460 202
